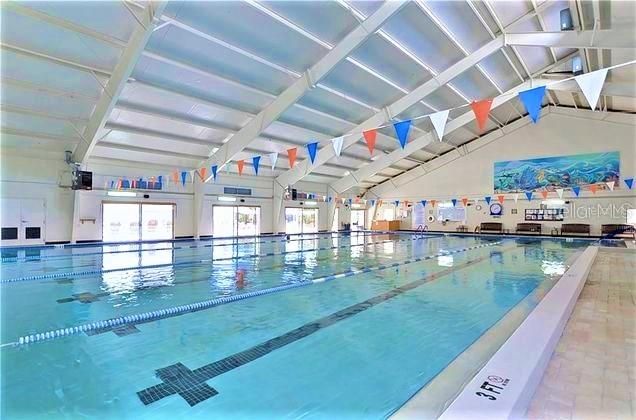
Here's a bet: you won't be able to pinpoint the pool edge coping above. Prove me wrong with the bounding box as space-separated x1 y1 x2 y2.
436 245 598 420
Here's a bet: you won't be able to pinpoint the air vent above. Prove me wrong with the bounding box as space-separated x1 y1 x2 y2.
223 187 252 196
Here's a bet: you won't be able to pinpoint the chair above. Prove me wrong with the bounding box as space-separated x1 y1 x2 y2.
478 222 503 233
515 223 542 234
601 224 635 238
560 223 591 236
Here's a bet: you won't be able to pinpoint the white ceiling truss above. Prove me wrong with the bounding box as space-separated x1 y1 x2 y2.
1 0 633 188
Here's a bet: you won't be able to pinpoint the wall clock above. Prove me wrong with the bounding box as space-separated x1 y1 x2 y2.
490 203 503 216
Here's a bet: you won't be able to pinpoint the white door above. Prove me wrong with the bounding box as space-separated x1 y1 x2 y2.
1 198 45 246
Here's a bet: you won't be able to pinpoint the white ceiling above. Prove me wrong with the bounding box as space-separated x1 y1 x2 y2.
1 0 634 189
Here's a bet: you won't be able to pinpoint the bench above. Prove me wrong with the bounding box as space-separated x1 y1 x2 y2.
477 222 503 233
601 224 635 238
516 223 542 234
560 223 591 236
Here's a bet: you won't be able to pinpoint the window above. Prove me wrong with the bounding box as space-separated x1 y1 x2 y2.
351 210 365 231
102 203 174 242
285 208 318 234
213 206 261 237
382 207 395 221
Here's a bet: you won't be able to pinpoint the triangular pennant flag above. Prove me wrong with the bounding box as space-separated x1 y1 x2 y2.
198 167 207 181
331 136 344 157
589 184 598 194
211 165 218 181
497 195 505 204
110 180 115 189
362 129 377 155
328 196 332 203
393 120 411 149
451 199 457 207
518 85 546 123
461 198 468 207
575 68 608 110
420 200 427 207
431 200 437 207
540 190 549 199
572 186 581 197
180 171 187 186
525 191 533 201
556 189 564 199
252 156 261 175
625 178 634 189
268 152 278 170
471 99 493 132
394 200 400 207
484 196 492 205
370 199 376 207
157 175 163 186
429 110 449 141
171 171 179 184
237 160 245 176
513 193 519 203
605 181 615 191
287 148 297 168
473 199 479 205
348 198 353 206
307 142 319 164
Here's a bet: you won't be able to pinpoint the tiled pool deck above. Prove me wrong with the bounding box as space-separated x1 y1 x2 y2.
527 248 636 419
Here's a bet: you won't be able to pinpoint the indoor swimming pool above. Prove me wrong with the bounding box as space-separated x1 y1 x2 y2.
0 232 593 418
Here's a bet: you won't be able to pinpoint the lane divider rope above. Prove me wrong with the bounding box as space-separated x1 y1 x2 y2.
1 234 447 284
12 241 501 347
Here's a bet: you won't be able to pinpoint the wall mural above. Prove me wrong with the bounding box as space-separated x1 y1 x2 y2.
493 151 620 193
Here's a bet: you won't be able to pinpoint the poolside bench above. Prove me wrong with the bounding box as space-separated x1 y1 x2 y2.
516 223 542 234
601 224 635 238
560 223 591 236
477 222 503 234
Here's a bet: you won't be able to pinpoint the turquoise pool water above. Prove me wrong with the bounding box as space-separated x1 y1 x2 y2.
0 232 589 418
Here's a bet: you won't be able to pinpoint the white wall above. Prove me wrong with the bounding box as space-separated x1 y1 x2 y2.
0 154 333 242
370 108 636 235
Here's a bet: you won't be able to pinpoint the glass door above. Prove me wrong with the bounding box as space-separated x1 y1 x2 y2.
103 203 141 242
285 208 318 234
302 208 318 233
331 207 339 232
213 206 261 237
351 209 365 231
141 204 174 241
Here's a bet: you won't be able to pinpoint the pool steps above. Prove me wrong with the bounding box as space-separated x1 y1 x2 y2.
14 241 501 347
2 234 442 284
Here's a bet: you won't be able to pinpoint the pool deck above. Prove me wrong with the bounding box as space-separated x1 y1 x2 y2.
526 248 636 419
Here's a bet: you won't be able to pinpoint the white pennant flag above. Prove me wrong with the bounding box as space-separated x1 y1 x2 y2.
556 188 564 199
268 152 278 170
429 110 450 141
606 181 615 191
332 136 344 157
575 68 608 110
513 193 519 203
473 198 479 205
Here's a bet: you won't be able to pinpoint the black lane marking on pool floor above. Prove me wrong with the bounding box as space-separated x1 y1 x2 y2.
137 246 513 407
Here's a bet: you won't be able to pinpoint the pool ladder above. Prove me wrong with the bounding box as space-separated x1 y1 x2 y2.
416 224 428 238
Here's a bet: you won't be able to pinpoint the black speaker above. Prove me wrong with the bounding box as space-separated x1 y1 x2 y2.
291 189 298 200
72 170 92 190
560 9 574 31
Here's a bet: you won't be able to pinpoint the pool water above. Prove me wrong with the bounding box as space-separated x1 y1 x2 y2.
0 232 590 418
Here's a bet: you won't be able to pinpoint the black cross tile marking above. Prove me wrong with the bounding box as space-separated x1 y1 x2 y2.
113 324 140 337
55 278 74 285
57 291 109 304
137 249 506 407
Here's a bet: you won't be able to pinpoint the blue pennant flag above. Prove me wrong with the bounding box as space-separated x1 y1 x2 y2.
252 156 261 175
572 186 581 196
518 85 546 123
157 175 163 185
307 142 319 164
625 178 634 189
328 196 332 203
211 165 218 181
370 199 376 207
484 196 492 205
451 199 457 207
420 200 427 207
394 200 400 207
347 198 353 205
181 171 187 186
393 120 412 149
525 191 533 201
110 180 115 189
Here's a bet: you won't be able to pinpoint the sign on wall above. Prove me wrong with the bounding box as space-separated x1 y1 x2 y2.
493 152 620 193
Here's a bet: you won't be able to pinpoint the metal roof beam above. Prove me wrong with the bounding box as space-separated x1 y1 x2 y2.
505 29 634 49
72 2 168 164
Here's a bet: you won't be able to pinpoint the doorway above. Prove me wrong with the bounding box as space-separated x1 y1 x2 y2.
331 207 339 232
102 203 174 242
0 198 45 246
351 209 366 231
285 207 319 234
213 206 261 237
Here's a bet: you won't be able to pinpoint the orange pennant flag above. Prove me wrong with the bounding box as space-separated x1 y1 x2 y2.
198 167 207 181
471 99 494 132
362 129 377 155
497 195 505 204
287 148 297 169
461 197 468 207
430 199 437 207
589 184 598 194
540 190 548 199
237 160 245 176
